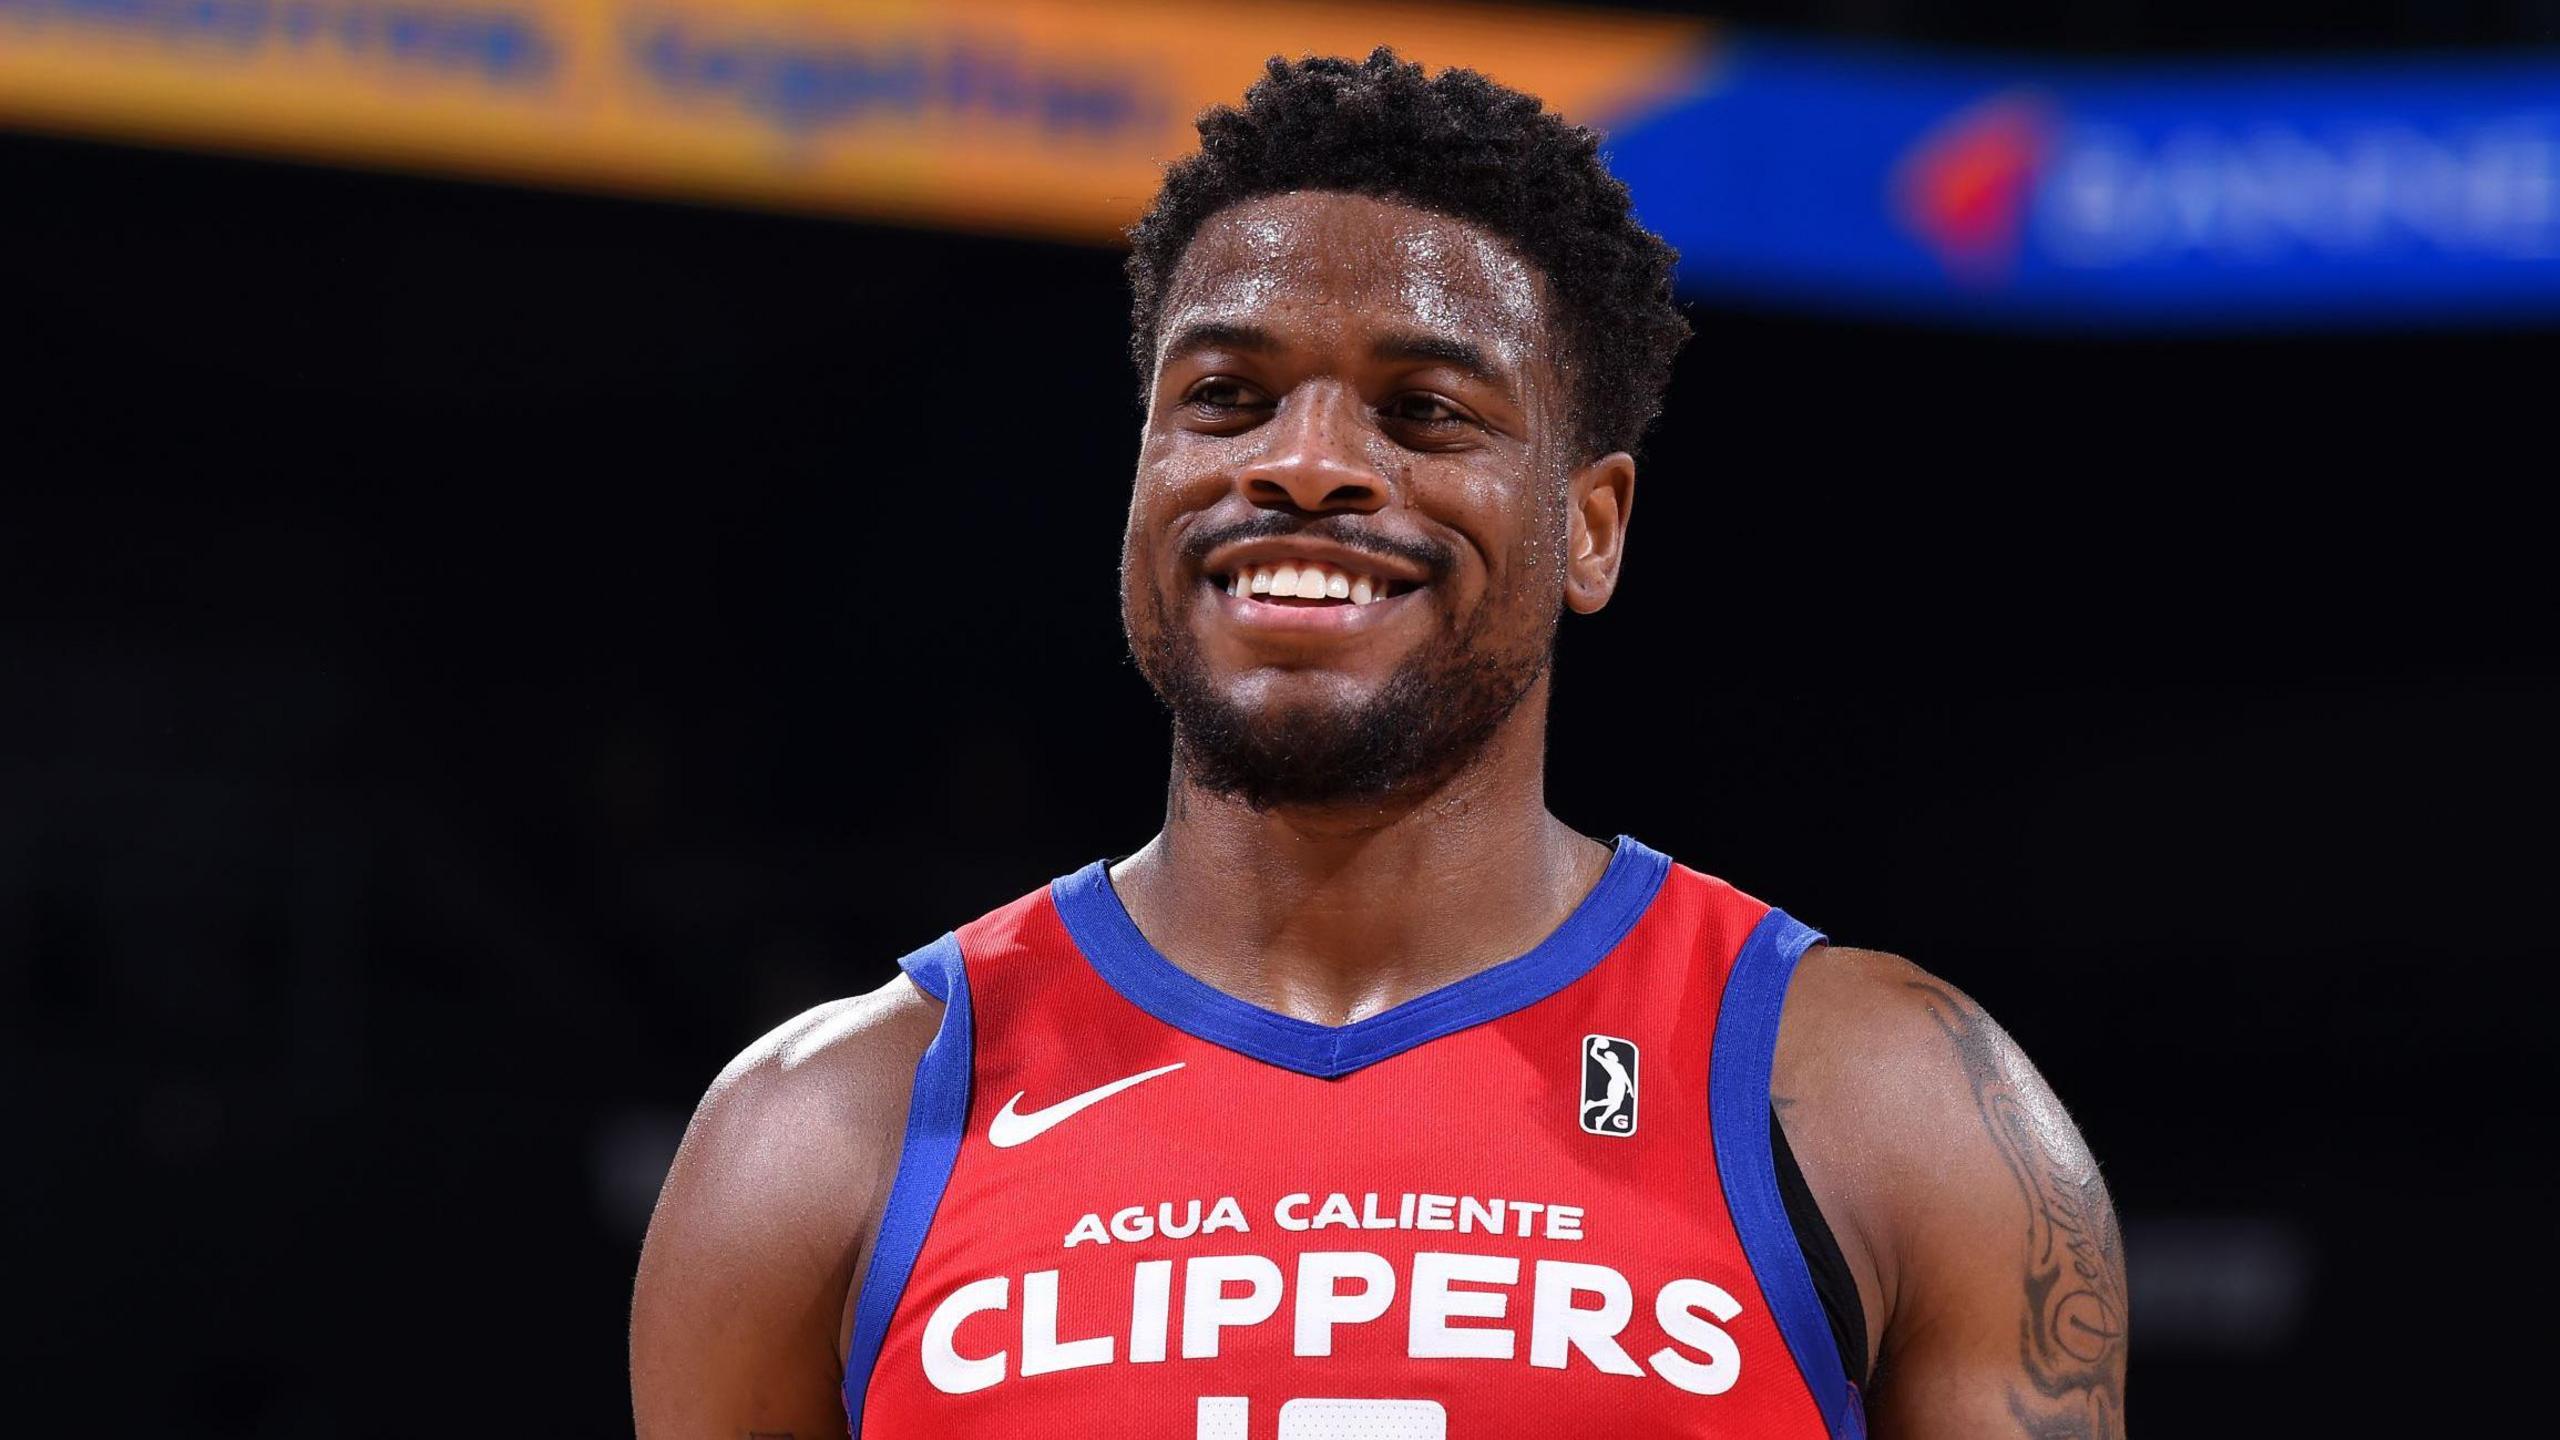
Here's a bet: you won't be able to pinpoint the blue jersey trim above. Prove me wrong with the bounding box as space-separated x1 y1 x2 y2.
840 932 974 1435
898 933 954 1002
1049 836 1672 1079
1709 909 1865 1440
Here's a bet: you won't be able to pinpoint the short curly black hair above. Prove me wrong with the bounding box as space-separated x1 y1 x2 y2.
1126 48 1689 461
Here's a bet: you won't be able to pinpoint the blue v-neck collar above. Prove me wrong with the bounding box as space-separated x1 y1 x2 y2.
1049 836 1672 1079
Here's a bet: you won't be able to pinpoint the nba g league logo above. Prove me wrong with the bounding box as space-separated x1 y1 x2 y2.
1580 1035 1638 1137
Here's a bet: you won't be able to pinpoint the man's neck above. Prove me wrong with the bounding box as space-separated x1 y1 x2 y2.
1108 682 1613 1027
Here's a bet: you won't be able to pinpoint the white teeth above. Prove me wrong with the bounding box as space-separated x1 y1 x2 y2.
1227 560 1406 603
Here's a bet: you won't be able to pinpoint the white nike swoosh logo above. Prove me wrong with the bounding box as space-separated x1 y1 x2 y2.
986 1061 1186 1148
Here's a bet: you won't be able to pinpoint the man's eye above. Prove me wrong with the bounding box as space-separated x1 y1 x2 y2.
1387 394 1467 427
1185 380 1260 412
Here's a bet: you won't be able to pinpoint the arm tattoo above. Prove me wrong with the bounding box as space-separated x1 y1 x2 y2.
1908 981 2128 1440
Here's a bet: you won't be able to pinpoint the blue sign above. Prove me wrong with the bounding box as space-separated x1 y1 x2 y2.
1605 37 2560 327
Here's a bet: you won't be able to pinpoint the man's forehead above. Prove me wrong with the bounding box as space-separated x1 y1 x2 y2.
1160 192 1549 357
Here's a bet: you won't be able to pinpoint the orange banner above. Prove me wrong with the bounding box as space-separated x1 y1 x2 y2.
0 0 1711 240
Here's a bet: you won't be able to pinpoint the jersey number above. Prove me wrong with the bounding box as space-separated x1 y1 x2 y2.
1197 1396 1447 1438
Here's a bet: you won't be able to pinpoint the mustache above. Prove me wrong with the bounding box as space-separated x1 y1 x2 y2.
1178 512 1452 576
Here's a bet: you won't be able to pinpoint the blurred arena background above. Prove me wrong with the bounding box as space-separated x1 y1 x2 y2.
3 0 2552 1432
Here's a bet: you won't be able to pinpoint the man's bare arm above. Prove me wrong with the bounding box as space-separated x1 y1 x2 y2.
1777 949 2128 1440
630 977 941 1439
1882 977 2127 1438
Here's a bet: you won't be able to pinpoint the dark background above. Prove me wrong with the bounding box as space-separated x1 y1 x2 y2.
4 1 2552 1433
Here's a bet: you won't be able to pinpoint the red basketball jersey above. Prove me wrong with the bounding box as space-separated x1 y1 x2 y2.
842 837 1864 1439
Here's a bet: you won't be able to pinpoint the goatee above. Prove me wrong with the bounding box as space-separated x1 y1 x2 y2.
1130 584 1555 811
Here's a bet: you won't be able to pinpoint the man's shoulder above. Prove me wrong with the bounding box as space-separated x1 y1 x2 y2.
693 974 945 1164
1772 942 2046 1185
1775 943 1968 1080
632 973 952 1424
647 974 945 1271
1772 940 2120 1342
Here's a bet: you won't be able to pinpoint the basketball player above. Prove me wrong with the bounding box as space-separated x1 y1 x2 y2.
1581 1036 1635 1134
633 51 2126 1440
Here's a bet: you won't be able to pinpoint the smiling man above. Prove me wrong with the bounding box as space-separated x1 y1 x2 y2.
632 50 2126 1440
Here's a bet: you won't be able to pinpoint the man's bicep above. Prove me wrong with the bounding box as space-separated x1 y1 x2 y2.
1869 979 2128 1440
632 990 932 1439
631 1066 859 1437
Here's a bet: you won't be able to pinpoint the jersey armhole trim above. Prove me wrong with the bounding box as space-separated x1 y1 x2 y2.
900 934 954 1003
840 932 974 1436
1709 909 1868 1440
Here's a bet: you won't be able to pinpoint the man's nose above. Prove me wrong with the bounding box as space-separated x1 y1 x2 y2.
1236 387 1387 514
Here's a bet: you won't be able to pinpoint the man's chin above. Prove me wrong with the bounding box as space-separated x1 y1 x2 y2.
1137 597 1547 812
1169 678 1509 812
1174 739 1430 813
1204 668 1392 722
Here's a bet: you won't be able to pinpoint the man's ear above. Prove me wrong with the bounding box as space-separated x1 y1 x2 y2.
1563 451 1636 615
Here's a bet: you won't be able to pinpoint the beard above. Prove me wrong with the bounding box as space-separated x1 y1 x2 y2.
1130 576 1557 812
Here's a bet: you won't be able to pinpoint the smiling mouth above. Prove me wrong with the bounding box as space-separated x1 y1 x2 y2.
1214 559 1412 608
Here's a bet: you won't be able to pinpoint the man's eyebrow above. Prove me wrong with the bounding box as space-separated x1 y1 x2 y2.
1372 331 1509 389
1159 320 1279 362
1159 321 1513 392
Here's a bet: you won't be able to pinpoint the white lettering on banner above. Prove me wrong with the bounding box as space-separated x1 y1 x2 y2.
2037 118 2560 266
917 1250 1744 1398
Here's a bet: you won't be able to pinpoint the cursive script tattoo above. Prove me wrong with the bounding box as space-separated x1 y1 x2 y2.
1909 981 2128 1440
